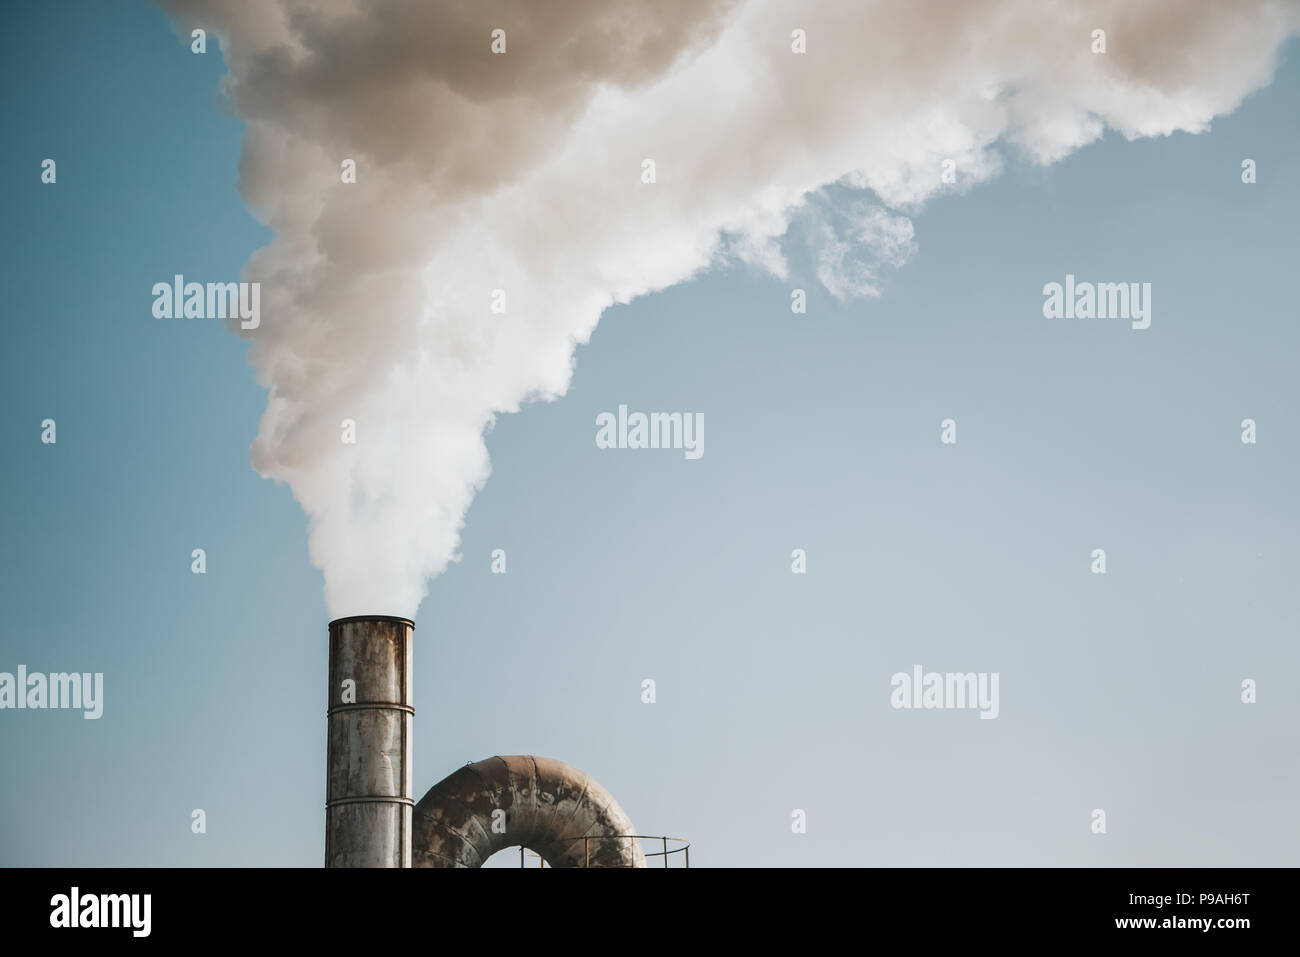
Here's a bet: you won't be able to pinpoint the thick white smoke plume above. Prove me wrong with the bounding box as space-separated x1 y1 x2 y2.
160 0 1299 618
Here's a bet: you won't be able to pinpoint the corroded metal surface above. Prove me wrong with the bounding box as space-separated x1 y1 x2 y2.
413 755 646 868
325 616 414 867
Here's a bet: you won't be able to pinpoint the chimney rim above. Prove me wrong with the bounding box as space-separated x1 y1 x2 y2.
328 615 415 628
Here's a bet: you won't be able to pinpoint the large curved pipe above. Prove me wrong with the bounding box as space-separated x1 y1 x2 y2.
413 755 646 867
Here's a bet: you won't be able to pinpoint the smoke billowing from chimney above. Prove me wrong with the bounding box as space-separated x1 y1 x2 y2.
159 0 1299 617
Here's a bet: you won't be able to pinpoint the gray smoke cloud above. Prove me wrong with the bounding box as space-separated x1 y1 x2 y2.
159 0 1299 617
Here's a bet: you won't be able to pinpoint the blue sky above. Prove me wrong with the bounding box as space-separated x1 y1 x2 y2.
1 1 1298 866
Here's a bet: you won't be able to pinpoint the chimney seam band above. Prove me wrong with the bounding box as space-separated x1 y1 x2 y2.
327 796 417 808
327 703 414 716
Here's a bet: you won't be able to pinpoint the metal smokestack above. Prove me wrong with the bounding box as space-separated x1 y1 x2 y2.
325 616 414 867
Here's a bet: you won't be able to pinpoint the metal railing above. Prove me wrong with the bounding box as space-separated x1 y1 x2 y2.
517 835 690 868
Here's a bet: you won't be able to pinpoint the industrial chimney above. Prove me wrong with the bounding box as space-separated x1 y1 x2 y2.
325 616 414 868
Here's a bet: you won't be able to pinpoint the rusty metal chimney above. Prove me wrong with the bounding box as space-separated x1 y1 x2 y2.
325 616 414 867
